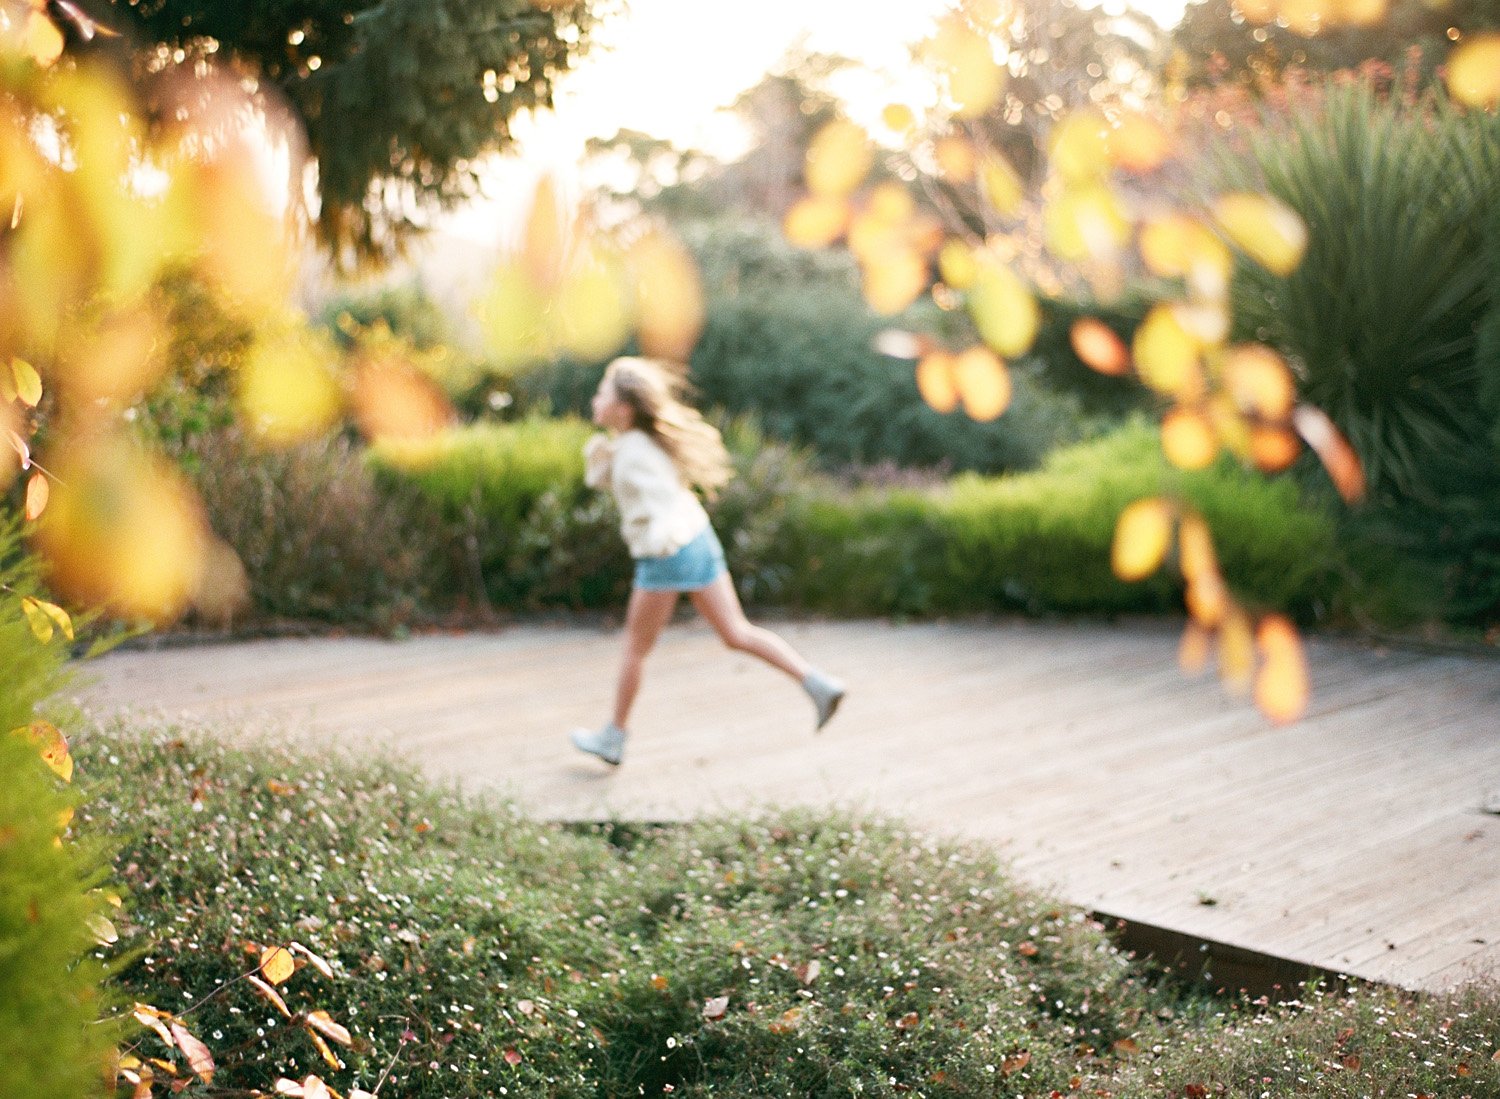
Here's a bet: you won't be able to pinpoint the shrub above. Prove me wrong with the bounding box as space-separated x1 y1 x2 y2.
371 417 1349 622
1218 80 1500 625
511 220 1114 474
175 427 433 629
0 523 116 1099
370 418 631 610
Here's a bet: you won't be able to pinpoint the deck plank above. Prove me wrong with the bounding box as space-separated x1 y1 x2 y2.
74 619 1500 992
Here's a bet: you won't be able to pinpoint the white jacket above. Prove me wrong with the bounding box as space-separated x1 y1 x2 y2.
584 430 709 559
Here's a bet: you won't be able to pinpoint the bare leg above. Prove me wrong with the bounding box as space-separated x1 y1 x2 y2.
612 587 679 729
689 573 810 680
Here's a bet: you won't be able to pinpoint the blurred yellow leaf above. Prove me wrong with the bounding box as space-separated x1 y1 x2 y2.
862 247 928 316
1223 344 1296 420
1069 317 1130 376
968 262 1040 358
927 17 1005 118
238 328 342 446
11 358 42 408
882 103 916 133
191 537 249 626
1293 404 1365 503
1176 514 1220 586
554 253 633 363
1336 0 1387 27
1231 0 1278 18
867 181 917 223
1218 609 1255 695
805 120 873 198
474 261 552 371
522 174 570 289
56 307 168 406
1161 406 1219 470
1179 622 1212 674
916 351 960 414
1139 215 1233 293
1109 111 1173 174
1213 192 1307 277
1186 573 1229 628
1045 183 1130 261
1132 303 1203 399
350 356 454 443
784 194 851 248
1049 111 1112 183
979 155 1024 216
24 472 49 521
1111 497 1173 582
1447 34 1500 109
953 346 1011 422
189 137 294 309
16 719 73 782
20 596 54 644
934 135 977 182
23 11 66 66
631 230 705 362
260 945 295 986
938 239 980 290
1255 614 1308 723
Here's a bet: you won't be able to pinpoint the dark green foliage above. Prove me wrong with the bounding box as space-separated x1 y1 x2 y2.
1220 82 1500 624
103 0 609 258
0 522 116 1099
317 281 456 353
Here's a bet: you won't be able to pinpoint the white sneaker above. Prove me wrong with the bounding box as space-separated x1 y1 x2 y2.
802 671 846 732
570 724 625 765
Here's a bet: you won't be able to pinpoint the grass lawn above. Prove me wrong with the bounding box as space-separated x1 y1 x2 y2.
79 720 1500 1098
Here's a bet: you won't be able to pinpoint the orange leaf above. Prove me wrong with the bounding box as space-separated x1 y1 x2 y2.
1293 404 1364 503
650 974 669 991
1109 111 1172 174
168 1023 215 1084
350 356 454 443
916 352 959 414
290 941 334 979
24 472 48 521
953 346 1011 422
1111 497 1174 582
1176 514 1220 585
1001 1050 1032 1075
896 1011 920 1030
1113 1037 1140 1055
17 719 72 782
260 945 295 986
24 11 66 66
247 975 292 1019
1185 574 1229 628
1218 609 1255 696
1249 424 1301 473
934 136 977 182
1223 344 1296 421
305 1027 343 1070
1069 318 1130 376
305 1010 353 1048
630 229 705 362
1179 622 1212 674
861 248 929 316
1254 614 1308 725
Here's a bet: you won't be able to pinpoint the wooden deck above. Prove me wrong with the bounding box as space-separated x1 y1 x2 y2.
74 618 1500 993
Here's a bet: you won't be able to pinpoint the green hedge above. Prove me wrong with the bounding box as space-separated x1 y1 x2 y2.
0 523 116 1099
372 418 1344 621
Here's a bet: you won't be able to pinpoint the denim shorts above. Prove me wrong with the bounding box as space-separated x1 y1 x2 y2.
634 525 727 592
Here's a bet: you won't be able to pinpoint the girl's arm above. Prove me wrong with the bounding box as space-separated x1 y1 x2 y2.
583 433 614 489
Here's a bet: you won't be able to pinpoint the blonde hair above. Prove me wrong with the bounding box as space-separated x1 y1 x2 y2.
605 356 732 498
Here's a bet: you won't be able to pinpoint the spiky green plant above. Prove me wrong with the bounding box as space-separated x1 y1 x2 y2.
1219 81 1500 624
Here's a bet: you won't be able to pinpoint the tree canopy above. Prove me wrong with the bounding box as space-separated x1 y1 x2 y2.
90 0 612 262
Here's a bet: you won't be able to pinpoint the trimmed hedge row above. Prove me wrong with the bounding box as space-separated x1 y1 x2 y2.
370 417 1342 621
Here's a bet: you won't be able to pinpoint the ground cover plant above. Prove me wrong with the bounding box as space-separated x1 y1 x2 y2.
79 722 1500 1098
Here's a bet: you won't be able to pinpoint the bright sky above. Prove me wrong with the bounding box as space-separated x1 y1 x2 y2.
444 0 1189 236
